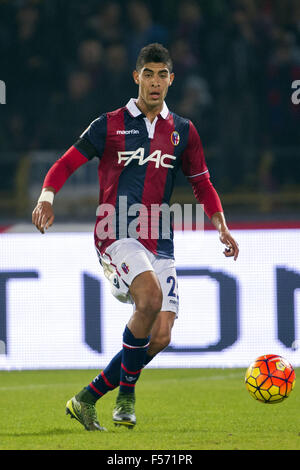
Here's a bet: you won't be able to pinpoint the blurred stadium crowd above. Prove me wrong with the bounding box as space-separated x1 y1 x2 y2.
0 0 300 212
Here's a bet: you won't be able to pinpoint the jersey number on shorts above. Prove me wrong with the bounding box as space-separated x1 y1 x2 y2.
167 276 179 300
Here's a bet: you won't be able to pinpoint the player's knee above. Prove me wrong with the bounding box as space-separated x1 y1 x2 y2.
135 287 162 317
149 333 171 355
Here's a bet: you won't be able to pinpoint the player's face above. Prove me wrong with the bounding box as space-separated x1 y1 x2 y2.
133 62 174 109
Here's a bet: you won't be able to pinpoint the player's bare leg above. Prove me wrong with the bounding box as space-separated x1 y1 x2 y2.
113 270 163 428
147 310 175 356
128 270 163 337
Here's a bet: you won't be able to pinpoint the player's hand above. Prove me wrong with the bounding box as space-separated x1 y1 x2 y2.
32 202 55 234
219 229 239 261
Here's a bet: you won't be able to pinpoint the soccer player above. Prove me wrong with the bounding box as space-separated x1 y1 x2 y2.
32 43 239 431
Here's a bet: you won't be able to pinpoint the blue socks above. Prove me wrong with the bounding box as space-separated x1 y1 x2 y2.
119 325 150 394
87 351 122 398
87 326 152 400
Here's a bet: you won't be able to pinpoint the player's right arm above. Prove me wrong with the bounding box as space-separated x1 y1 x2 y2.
32 186 56 234
32 115 107 234
32 145 89 233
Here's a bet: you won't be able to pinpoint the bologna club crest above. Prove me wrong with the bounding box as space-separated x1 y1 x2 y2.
121 262 130 274
171 131 180 146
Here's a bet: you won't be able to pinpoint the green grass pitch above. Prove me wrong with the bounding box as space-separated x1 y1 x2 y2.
0 368 299 450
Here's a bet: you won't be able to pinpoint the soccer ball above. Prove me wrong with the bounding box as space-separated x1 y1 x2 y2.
245 354 296 404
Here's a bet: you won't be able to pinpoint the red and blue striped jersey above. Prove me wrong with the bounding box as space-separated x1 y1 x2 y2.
75 98 210 259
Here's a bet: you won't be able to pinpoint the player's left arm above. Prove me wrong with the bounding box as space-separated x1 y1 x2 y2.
191 178 239 261
210 211 239 261
181 120 239 261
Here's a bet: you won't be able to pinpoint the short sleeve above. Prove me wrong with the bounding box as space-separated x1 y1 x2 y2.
181 121 210 183
78 114 107 159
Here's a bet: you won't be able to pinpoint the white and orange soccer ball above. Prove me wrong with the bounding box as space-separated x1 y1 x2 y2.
245 354 296 404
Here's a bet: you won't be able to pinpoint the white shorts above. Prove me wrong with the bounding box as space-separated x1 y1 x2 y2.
97 238 179 316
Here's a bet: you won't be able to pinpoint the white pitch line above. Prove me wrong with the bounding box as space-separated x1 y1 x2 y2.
0 372 244 391
153 372 243 385
0 382 81 391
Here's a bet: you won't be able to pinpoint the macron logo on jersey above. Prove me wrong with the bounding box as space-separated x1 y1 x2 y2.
116 129 139 135
118 147 176 169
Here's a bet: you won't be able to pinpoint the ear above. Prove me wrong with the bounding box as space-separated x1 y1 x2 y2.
169 72 175 86
133 70 139 85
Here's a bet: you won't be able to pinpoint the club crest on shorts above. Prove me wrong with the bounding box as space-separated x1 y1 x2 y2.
121 262 130 274
171 131 180 146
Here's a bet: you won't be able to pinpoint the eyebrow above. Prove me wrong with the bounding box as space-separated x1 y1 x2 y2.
143 67 169 74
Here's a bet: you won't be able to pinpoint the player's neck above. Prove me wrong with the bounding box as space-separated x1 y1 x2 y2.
135 97 163 123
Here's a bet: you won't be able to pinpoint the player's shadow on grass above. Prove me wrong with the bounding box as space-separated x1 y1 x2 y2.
0 428 84 437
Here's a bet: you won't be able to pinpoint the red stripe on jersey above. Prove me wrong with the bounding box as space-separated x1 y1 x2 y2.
94 108 126 253
97 108 126 206
139 114 175 254
42 146 88 193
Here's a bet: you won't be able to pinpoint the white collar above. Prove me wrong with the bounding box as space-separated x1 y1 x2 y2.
126 98 169 119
